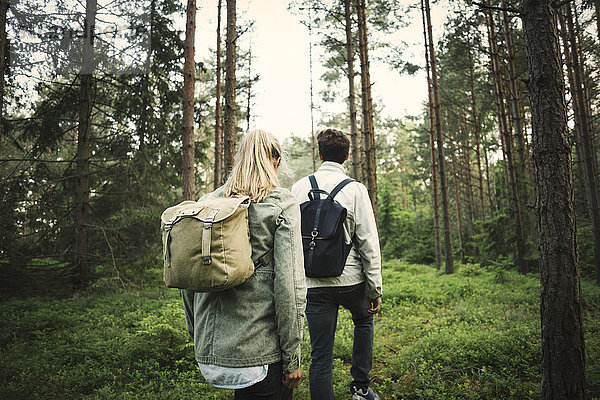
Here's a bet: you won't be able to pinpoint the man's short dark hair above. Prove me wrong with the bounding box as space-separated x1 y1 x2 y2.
317 128 350 164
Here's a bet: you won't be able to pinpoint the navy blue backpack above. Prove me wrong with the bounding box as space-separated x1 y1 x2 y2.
300 175 355 278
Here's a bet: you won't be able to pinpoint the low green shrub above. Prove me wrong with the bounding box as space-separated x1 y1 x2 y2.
1 261 599 399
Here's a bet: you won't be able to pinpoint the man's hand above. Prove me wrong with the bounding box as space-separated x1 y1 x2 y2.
368 296 382 315
282 367 302 389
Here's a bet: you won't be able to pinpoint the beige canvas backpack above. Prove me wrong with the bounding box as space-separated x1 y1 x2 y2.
161 195 272 292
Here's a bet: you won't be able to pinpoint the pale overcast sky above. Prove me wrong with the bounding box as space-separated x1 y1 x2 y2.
195 0 449 141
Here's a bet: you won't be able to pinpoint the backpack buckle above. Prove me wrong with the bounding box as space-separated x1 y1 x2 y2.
202 256 212 265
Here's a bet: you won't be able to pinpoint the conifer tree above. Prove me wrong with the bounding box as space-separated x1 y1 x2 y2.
521 0 587 396
182 0 196 200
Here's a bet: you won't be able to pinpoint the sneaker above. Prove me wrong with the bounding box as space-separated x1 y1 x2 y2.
351 386 380 400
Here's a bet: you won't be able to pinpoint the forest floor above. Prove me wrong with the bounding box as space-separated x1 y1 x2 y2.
0 261 599 400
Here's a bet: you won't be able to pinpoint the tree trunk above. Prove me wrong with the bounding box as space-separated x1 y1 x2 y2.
344 0 360 180
424 0 453 273
451 155 464 262
421 0 442 270
75 0 97 288
501 0 526 166
486 9 527 273
223 0 237 178
0 0 8 143
483 134 495 218
246 36 252 132
214 0 223 189
521 1 587 398
468 48 485 221
356 0 377 219
460 114 476 229
594 0 600 44
182 0 196 201
308 5 317 173
563 4 600 284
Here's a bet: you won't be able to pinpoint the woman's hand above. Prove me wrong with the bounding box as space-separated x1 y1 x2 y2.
282 367 302 389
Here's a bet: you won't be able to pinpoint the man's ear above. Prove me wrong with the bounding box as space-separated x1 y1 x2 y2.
319 152 323 161
345 153 349 161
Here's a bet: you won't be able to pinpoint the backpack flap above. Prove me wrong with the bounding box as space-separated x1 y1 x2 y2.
300 176 354 278
161 196 253 292
300 200 347 239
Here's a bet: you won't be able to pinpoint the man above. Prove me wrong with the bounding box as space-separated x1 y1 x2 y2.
291 128 382 400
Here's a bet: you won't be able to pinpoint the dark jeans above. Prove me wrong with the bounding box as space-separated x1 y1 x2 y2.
234 361 292 400
305 282 374 399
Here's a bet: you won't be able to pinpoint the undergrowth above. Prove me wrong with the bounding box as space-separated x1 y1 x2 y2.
1 262 599 399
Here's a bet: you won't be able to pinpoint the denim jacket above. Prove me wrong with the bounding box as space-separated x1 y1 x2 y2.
181 187 307 375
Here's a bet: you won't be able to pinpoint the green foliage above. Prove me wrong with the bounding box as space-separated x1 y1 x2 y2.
2 262 599 399
379 207 435 265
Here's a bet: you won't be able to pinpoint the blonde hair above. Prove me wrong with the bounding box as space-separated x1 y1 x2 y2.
223 130 286 202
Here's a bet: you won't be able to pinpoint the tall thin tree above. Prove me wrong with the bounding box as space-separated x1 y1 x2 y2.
563 3 600 284
467 47 485 220
344 0 360 180
182 0 196 200
355 0 377 218
223 0 237 177
521 0 587 397
75 0 97 287
451 154 464 262
486 8 527 273
214 0 223 189
501 0 526 165
421 0 442 270
0 0 8 143
308 2 316 172
424 0 453 273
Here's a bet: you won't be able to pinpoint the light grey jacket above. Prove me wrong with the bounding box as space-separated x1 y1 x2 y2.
181 187 307 375
291 162 383 299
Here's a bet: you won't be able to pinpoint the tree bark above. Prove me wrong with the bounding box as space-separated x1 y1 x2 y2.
0 0 8 144
501 0 526 166
451 155 464 262
421 0 442 270
563 4 600 284
308 5 317 173
182 0 196 201
246 36 252 132
214 0 223 189
521 0 587 397
486 9 527 273
468 48 485 221
424 0 453 273
460 114 476 229
75 0 97 288
344 0 360 180
223 0 237 178
356 0 377 219
595 0 600 44
483 134 495 218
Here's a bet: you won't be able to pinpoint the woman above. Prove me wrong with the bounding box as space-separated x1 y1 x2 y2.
181 130 306 399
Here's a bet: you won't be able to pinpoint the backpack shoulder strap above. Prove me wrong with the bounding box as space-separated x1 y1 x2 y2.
308 174 326 200
255 248 274 268
328 178 355 200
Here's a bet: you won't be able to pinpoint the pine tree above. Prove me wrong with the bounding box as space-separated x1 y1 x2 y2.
182 0 196 200
223 0 237 177
424 0 453 273
356 0 378 218
521 0 587 396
